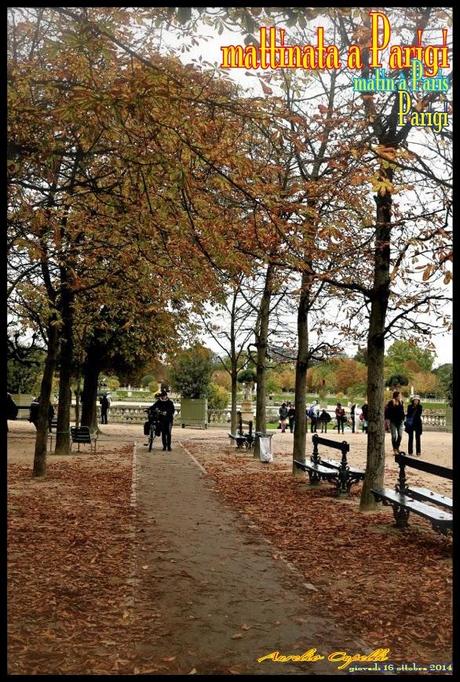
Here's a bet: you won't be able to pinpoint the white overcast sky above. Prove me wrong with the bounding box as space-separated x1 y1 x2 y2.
159 17 452 367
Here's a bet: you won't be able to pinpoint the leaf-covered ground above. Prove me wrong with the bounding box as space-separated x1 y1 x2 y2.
184 439 452 666
8 433 452 673
7 447 147 675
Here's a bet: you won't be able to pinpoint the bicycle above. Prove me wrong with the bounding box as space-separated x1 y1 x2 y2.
145 408 160 452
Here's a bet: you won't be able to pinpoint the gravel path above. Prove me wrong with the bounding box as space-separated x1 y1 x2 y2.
132 440 370 675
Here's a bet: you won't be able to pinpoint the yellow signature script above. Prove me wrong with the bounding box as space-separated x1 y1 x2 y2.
257 648 391 670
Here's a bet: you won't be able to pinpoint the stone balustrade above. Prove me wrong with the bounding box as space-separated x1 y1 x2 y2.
11 399 449 431
420 411 447 430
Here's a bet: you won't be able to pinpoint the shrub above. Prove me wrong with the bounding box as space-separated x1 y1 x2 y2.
170 345 214 398
141 374 155 387
207 383 229 410
237 368 257 385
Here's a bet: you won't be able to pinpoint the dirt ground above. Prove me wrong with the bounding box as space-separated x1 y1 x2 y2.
7 422 452 675
7 421 453 494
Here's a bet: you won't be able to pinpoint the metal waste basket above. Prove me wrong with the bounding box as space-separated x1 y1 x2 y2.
255 432 274 463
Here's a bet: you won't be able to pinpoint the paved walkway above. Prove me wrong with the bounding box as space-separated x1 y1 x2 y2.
133 440 369 675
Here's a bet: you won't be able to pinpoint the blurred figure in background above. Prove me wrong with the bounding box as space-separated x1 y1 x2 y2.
405 395 423 456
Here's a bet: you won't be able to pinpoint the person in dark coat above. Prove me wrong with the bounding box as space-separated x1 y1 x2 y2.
278 403 288 433
319 409 332 433
385 390 405 454
152 390 175 451
350 403 356 433
100 394 109 424
287 403 295 433
405 395 423 456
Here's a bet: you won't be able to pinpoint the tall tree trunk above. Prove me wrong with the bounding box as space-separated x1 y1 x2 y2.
292 270 311 473
254 263 274 457
229 287 239 435
360 190 392 509
81 350 101 431
54 152 80 454
32 322 59 477
230 365 238 435
55 283 74 454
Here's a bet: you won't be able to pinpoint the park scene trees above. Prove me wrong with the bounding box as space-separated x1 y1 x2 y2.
7 6 452 676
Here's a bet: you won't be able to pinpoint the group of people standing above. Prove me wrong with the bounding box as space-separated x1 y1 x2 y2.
278 401 362 434
278 402 295 433
385 391 423 456
277 393 422 456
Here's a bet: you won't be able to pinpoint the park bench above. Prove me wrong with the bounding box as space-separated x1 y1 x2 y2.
228 412 254 449
294 434 365 496
371 453 453 535
70 426 98 454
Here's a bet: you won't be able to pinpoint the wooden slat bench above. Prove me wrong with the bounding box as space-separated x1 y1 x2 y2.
70 426 98 453
294 458 338 485
405 486 452 510
294 434 365 496
372 453 452 535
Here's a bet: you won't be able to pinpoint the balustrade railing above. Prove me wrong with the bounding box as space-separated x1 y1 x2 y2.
421 412 446 429
11 398 449 430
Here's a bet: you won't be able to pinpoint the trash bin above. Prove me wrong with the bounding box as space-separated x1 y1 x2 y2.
256 432 274 463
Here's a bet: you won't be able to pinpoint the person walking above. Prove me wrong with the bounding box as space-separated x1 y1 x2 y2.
385 390 405 455
278 402 288 433
152 390 175 451
100 394 109 424
335 403 346 434
350 403 356 433
287 402 296 433
319 408 331 433
405 395 423 456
